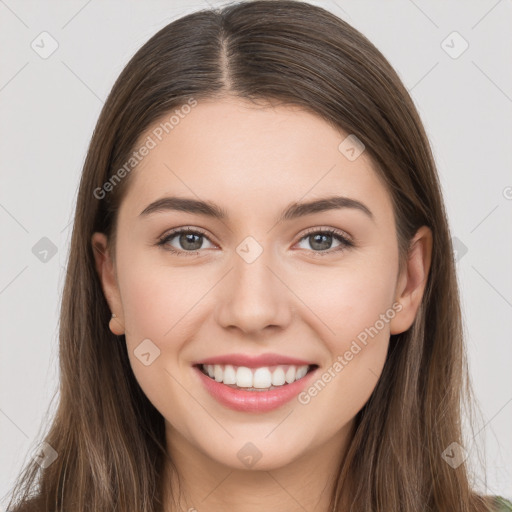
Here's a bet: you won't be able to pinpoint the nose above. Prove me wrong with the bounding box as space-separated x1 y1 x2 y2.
215 242 293 336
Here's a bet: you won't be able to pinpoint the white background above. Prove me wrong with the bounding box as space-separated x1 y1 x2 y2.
1 0 511 506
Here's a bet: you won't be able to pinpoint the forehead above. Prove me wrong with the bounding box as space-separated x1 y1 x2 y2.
119 97 393 224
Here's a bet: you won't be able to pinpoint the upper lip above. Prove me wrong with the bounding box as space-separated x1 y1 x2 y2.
192 353 317 368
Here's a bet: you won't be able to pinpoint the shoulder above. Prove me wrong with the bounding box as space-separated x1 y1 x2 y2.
493 496 512 511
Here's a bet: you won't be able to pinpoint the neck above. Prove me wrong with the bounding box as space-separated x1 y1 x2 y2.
161 420 355 512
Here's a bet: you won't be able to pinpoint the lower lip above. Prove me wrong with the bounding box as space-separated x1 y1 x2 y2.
193 365 318 413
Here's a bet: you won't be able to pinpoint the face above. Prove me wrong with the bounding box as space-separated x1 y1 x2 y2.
92 96 431 473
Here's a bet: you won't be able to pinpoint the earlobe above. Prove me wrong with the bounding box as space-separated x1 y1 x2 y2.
389 226 432 335
91 232 125 335
109 313 125 337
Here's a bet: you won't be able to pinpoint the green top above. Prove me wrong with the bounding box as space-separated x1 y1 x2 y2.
495 496 512 511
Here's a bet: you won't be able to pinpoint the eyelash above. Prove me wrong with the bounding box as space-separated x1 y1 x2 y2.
156 226 354 257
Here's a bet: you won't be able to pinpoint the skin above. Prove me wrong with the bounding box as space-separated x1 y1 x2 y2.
92 96 432 512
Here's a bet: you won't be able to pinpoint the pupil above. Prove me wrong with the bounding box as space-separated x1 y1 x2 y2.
180 233 202 250
310 233 331 251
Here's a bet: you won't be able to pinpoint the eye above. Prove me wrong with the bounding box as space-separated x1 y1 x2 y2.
157 227 216 255
295 227 353 256
156 226 354 257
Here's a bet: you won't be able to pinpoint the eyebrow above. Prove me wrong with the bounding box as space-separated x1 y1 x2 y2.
139 195 374 222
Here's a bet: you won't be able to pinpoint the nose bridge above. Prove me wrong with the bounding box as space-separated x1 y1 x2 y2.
215 234 292 334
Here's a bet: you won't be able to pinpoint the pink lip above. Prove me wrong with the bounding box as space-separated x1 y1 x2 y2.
192 352 315 368
193 365 319 413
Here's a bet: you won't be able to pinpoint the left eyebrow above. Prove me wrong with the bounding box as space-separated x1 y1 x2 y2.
277 196 374 223
138 195 374 223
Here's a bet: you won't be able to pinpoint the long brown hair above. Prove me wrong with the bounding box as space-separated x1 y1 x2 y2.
5 1 497 511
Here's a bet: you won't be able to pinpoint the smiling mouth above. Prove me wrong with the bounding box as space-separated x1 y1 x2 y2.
195 363 319 391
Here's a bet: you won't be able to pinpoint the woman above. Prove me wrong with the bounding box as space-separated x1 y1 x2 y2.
6 1 511 511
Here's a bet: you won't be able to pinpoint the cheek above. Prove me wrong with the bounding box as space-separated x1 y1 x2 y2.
293 263 394 423
122 277 201 354
291 253 397 346
291 253 396 398
116 255 200 410
116 235 209 332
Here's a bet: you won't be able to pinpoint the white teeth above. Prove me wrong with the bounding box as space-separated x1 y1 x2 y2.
285 366 296 384
296 366 308 379
200 363 312 389
235 366 253 387
271 367 286 386
253 367 272 388
222 364 236 385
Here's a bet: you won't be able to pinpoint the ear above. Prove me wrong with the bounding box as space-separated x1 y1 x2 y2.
91 232 125 336
389 226 433 335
